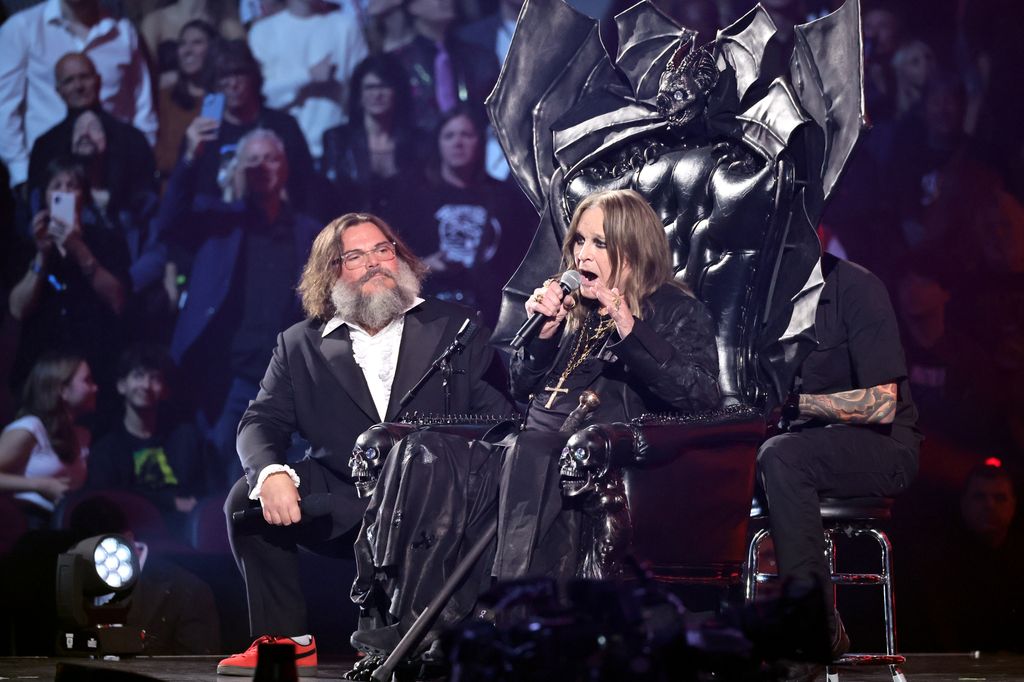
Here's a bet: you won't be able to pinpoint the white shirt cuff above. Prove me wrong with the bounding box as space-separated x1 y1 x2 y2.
249 464 301 500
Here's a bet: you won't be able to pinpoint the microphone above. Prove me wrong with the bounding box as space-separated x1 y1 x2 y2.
510 270 582 351
231 492 333 524
448 316 480 352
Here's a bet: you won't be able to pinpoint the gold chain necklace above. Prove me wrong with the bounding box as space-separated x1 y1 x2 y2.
541 313 614 408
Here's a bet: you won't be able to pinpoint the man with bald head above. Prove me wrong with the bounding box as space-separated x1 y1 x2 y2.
0 0 156 193
54 53 102 112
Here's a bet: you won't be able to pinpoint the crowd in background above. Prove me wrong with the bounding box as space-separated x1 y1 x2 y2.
0 0 1021 657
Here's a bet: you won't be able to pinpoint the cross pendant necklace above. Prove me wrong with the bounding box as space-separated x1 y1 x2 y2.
542 375 570 409
540 312 614 409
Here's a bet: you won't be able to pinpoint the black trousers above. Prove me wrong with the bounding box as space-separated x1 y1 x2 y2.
224 458 367 637
756 425 917 622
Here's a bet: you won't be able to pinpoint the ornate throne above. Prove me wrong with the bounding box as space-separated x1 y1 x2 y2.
351 0 866 586
484 0 866 582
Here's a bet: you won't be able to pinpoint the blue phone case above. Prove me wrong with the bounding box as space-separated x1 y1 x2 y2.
201 93 225 122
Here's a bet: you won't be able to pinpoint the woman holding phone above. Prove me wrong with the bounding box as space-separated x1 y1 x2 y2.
155 19 220 180
9 158 131 389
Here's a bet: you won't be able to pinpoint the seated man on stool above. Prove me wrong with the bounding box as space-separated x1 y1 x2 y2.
757 253 921 679
217 213 512 676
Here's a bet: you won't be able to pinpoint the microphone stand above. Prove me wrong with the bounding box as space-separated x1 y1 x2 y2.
440 354 455 417
396 318 478 417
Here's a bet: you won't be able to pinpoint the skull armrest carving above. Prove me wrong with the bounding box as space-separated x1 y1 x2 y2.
350 423 418 499
560 406 764 579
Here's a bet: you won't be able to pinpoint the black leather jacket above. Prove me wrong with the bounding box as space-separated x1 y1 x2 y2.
510 282 720 423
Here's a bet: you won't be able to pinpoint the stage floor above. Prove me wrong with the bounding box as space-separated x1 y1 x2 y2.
1 653 1023 681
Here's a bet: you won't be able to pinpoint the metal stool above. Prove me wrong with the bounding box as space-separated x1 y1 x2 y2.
746 497 907 681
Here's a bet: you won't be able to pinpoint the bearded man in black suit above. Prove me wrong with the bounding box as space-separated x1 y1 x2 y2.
218 212 512 676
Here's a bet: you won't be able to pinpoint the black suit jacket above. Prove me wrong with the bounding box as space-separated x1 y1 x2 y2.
237 298 512 493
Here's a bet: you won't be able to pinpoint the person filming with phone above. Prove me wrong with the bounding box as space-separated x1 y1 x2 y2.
8 157 131 390
181 40 318 218
157 123 320 486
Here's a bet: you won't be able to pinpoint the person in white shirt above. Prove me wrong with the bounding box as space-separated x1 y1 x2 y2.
0 353 97 527
247 0 369 159
215 212 511 676
0 0 157 190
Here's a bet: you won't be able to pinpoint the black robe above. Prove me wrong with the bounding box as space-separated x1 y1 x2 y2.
350 283 720 649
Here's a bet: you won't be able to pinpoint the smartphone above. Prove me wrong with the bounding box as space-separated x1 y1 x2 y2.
48 190 77 252
201 92 226 123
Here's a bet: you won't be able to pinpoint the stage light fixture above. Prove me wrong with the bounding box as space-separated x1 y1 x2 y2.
56 534 145 655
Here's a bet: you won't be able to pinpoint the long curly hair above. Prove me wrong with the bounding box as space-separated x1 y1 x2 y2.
297 213 426 321
17 353 84 463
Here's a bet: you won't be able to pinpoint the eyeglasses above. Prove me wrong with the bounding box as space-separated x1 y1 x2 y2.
333 241 398 270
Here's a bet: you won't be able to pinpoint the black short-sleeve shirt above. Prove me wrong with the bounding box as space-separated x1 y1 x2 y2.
799 254 921 453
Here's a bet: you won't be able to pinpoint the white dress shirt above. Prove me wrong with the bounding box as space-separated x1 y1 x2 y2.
0 0 157 186
321 297 424 420
248 6 368 158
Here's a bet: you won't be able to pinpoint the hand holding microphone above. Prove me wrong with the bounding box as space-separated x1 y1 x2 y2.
512 270 582 350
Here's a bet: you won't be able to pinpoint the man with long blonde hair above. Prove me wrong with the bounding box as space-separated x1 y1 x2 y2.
217 212 511 677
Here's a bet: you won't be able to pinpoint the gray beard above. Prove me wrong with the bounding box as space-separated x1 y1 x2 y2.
330 261 421 331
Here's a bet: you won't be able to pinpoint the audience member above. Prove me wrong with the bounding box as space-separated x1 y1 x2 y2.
974 189 1024 276
9 158 131 387
862 4 903 124
238 0 285 26
456 0 521 63
456 0 523 180
28 58 157 211
950 190 1024 456
390 0 499 133
88 345 209 536
895 266 986 443
248 0 368 159
955 0 1023 161
891 39 936 120
364 0 414 54
320 54 423 221
140 0 243 86
154 19 219 180
160 126 319 486
0 353 96 528
401 106 534 326
908 463 1024 652
878 72 1001 284
186 40 318 218
0 0 157 193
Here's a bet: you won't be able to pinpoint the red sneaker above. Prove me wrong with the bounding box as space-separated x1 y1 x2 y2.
217 635 318 676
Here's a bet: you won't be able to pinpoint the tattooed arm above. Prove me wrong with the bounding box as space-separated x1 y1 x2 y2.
798 383 897 425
